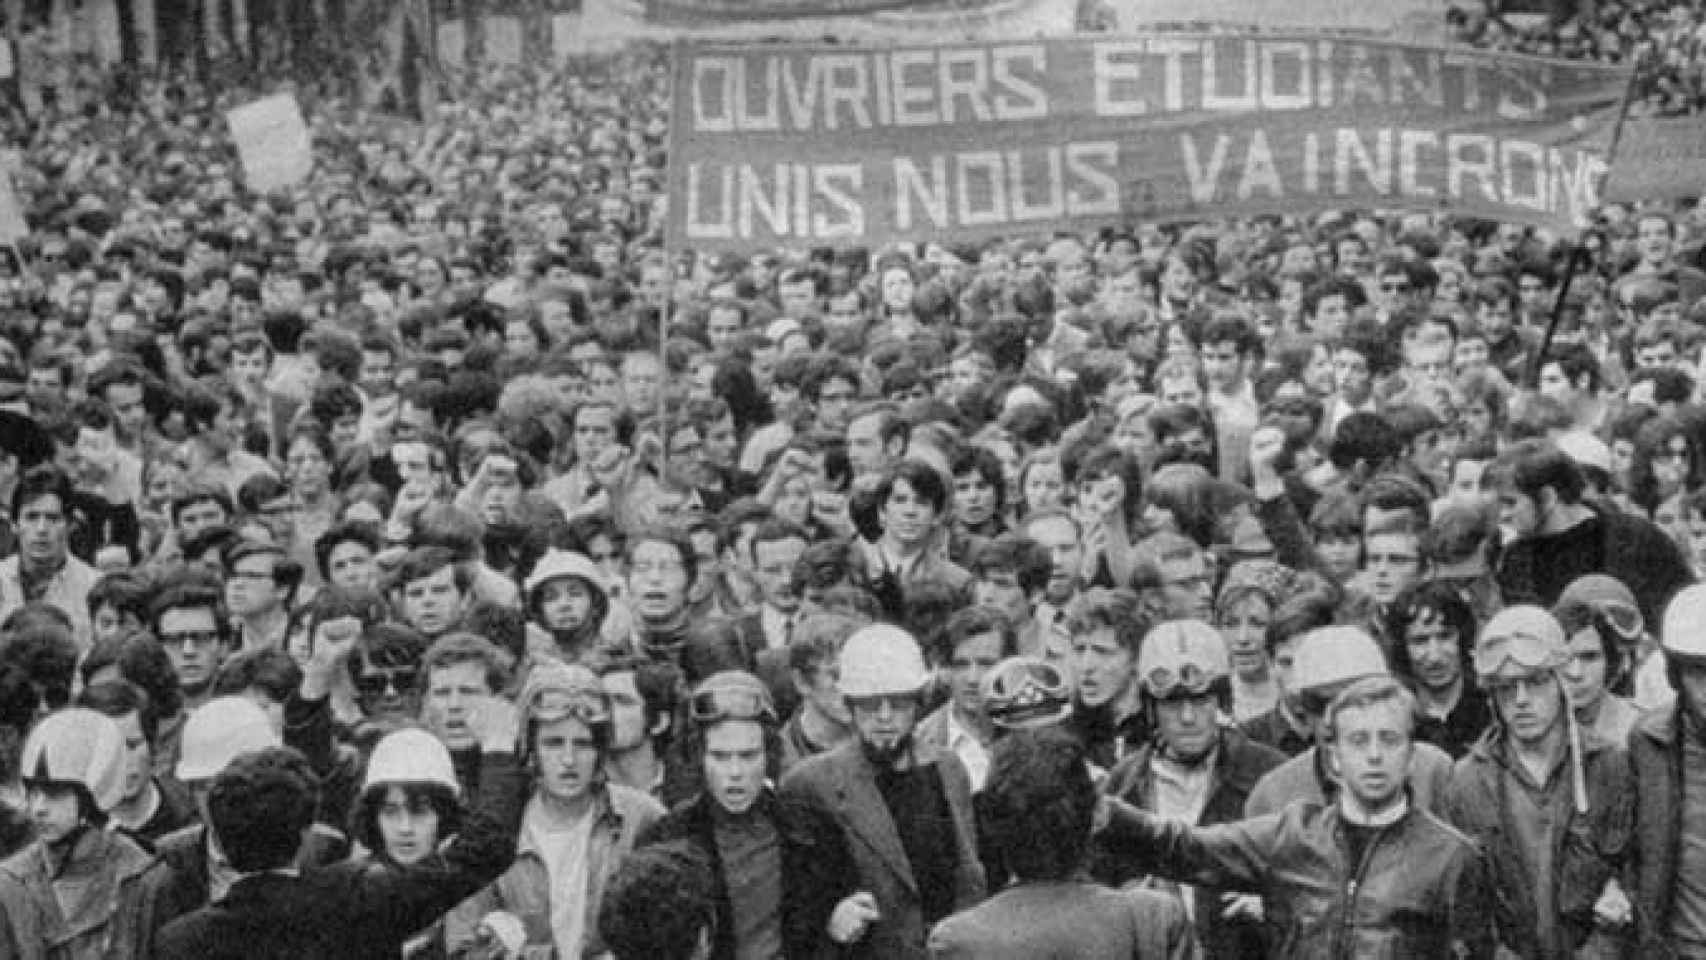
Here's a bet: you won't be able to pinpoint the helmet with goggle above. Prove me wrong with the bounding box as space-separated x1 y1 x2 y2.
689 671 778 728
517 660 610 756
981 657 1072 730
1136 620 1230 701
1553 574 1643 647
1473 605 1568 679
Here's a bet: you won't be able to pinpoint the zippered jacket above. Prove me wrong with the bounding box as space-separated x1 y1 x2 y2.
1098 795 1495 960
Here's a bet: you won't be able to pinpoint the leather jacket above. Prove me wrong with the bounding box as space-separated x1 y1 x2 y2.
1099 795 1495 960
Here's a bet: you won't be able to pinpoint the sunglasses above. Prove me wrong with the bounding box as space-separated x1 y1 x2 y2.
356 668 419 697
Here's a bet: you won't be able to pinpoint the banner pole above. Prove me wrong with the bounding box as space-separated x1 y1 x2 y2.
657 38 677 478
1525 50 1644 390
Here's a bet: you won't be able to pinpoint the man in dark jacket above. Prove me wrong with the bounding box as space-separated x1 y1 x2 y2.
154 743 523 960
1491 439 1693 631
638 670 859 959
1439 605 1634 959
1629 584 1706 957
1098 675 1495 960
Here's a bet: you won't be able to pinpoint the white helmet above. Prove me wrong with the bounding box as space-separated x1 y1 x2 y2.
838 624 930 698
21 708 128 813
176 696 282 782
524 549 606 598
364 728 460 797
1137 620 1231 699
1664 584 1706 659
1290 626 1389 693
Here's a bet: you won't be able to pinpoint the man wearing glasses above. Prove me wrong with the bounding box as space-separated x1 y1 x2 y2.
150 580 232 715
780 625 986 960
639 670 859 958
1440 605 1635 959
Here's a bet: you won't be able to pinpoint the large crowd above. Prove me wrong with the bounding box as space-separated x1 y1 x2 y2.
7 3 1706 959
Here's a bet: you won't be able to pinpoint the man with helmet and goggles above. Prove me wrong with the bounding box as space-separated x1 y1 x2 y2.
1554 574 1648 745
1097 674 1496 959
1092 621 1285 960
638 670 861 960
1626 583 1706 956
0 708 161 959
779 624 986 960
444 660 664 959
1440 605 1636 960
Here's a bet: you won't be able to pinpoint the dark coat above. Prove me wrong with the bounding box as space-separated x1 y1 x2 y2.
1439 728 1634 959
1100 797 1497 960
779 742 986 960
1091 729 1286 960
1496 506 1694 636
1628 701 1694 959
639 788 858 960
151 751 524 960
137 822 350 951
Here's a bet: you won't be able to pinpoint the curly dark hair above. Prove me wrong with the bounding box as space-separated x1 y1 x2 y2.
1384 581 1479 694
207 747 321 874
598 839 718 960
981 727 1096 881
0 622 78 712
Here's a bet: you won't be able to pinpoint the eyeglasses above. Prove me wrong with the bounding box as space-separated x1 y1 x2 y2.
689 687 776 726
1141 662 1219 701
1473 630 1565 677
159 630 222 651
356 668 419 697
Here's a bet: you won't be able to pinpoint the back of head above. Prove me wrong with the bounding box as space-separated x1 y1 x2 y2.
207 747 320 873
598 839 717 960
981 727 1095 880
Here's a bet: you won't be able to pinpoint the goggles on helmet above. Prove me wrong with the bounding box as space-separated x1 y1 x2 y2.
983 659 1070 727
689 687 776 727
1141 662 1219 701
1587 599 1643 641
1473 630 1565 677
527 686 609 726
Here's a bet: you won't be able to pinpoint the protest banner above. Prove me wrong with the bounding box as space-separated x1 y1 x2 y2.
646 0 912 22
1604 115 1706 203
226 93 313 193
665 34 1633 254
1106 0 1453 44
